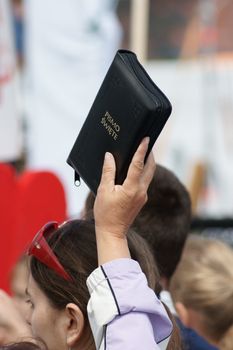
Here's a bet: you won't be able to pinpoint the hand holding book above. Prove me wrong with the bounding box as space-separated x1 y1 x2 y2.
94 137 155 265
67 50 172 194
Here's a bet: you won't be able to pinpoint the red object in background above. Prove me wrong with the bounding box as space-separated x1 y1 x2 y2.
0 166 67 292
0 164 17 291
15 171 67 260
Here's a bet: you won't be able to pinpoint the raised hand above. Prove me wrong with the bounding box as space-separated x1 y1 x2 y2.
94 137 155 264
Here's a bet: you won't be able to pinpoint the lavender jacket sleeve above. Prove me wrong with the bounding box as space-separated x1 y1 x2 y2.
87 259 172 350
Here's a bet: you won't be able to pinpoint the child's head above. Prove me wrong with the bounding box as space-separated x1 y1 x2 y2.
170 236 233 349
131 164 191 284
26 219 160 350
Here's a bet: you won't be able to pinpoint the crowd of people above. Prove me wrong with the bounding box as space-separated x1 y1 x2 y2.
0 139 232 350
1 2 233 350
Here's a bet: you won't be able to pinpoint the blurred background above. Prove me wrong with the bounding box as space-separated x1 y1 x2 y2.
1 0 233 288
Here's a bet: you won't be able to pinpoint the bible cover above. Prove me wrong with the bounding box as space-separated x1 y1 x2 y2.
67 49 172 194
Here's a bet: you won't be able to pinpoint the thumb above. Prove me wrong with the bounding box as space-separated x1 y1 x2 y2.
99 152 116 190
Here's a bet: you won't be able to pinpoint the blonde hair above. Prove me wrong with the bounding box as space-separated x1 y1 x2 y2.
170 236 233 350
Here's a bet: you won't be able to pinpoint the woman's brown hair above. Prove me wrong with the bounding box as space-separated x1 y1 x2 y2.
30 219 182 349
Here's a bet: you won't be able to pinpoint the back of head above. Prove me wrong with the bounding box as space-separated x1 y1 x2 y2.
132 164 191 281
170 236 233 349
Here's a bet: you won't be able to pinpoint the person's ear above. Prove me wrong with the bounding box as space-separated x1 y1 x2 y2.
175 302 190 327
65 303 85 347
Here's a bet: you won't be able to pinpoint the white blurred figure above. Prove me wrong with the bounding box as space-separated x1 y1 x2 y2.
0 0 23 162
24 0 122 216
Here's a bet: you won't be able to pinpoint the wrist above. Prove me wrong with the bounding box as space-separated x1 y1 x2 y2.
95 224 129 240
95 232 131 265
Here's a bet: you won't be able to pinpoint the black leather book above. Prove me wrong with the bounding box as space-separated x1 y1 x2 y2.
67 49 172 194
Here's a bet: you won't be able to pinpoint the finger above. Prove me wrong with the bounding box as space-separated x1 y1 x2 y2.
123 137 150 188
99 152 116 190
140 152 156 190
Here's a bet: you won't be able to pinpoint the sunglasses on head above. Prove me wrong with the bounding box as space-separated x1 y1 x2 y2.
27 221 72 281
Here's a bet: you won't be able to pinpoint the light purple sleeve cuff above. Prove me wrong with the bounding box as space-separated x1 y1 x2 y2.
87 258 172 350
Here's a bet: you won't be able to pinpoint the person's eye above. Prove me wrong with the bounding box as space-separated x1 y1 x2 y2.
25 298 34 309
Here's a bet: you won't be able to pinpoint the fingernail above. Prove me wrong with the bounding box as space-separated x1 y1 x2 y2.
144 137 150 145
105 152 112 160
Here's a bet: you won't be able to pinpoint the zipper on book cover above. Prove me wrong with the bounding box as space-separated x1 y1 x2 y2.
74 171 81 187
